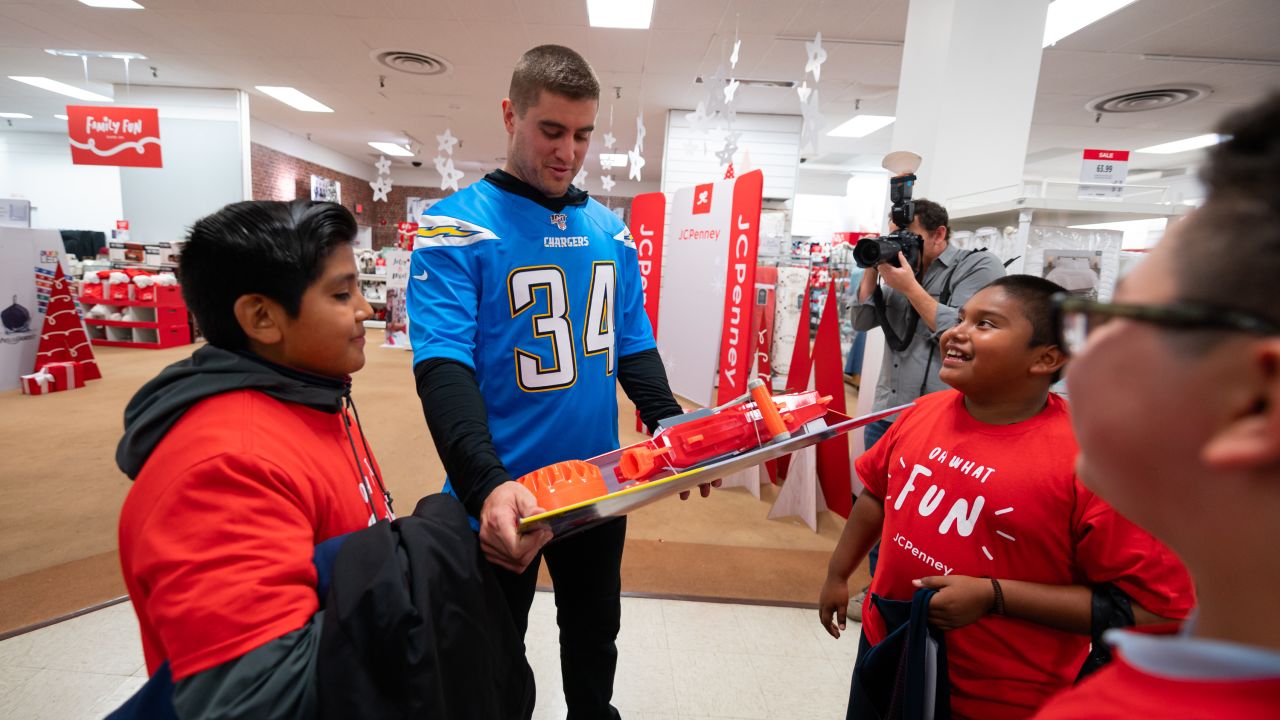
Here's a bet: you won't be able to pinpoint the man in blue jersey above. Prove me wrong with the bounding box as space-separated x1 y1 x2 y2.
408 45 698 719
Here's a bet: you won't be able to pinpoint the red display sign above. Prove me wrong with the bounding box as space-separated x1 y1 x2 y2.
67 105 162 168
715 170 763 405
630 192 666 336
115 220 130 231
1083 149 1130 162
692 183 714 214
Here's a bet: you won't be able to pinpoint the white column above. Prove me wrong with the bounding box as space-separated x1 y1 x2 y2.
890 0 1049 206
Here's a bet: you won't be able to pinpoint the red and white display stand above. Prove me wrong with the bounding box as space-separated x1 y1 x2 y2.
34 264 101 380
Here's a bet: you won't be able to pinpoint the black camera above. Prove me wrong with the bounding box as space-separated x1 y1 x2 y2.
854 173 923 270
411 160 423 168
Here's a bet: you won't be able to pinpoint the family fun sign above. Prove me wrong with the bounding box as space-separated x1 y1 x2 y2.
66 105 163 168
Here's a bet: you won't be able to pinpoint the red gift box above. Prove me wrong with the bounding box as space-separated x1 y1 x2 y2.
135 284 155 301
108 283 131 301
21 368 56 395
44 361 85 391
82 282 104 300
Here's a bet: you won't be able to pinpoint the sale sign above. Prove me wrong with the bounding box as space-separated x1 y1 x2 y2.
1078 148 1129 200
67 105 162 168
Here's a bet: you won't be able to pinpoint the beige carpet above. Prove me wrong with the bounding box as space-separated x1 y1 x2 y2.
0 332 858 634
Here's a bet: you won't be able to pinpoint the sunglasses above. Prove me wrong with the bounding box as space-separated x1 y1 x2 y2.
1051 292 1280 356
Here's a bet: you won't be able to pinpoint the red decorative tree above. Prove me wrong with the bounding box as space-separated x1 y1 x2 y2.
34 264 102 381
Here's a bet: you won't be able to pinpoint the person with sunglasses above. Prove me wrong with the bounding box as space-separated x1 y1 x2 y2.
1036 94 1280 717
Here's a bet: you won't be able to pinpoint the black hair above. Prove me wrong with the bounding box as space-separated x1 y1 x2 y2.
912 198 949 241
179 200 357 350
508 45 600 116
1175 92 1280 329
986 275 1068 348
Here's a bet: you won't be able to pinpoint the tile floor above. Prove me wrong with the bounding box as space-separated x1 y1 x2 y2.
0 592 860 719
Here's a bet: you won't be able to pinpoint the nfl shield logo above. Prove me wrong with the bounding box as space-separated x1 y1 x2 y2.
550 213 568 231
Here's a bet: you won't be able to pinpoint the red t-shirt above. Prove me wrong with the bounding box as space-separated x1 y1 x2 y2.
856 390 1195 720
1034 652 1280 718
118 390 392 680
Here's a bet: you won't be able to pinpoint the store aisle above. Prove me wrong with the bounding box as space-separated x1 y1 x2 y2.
0 592 860 720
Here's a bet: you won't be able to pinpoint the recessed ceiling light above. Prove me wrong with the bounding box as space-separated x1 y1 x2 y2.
587 0 654 29
0 112 33 119
368 141 414 157
8 76 112 102
827 115 895 138
254 86 333 113
78 0 144 8
45 49 148 60
1043 0 1139 48
600 153 628 169
54 114 69 120
1135 134 1223 154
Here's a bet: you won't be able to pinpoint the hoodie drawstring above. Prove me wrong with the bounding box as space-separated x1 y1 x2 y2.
340 389 395 520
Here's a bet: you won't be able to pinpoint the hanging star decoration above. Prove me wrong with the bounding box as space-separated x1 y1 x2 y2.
714 130 740 167
730 39 741 69
436 128 459 154
723 78 741 104
627 146 645 182
686 101 713 134
799 88 823 154
370 154 393 202
805 31 828 82
635 114 646 153
439 157 465 192
370 176 392 202
601 174 616 193
796 81 813 104
602 131 616 149
573 167 587 188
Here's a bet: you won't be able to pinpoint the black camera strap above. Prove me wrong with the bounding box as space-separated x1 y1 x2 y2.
872 285 918 352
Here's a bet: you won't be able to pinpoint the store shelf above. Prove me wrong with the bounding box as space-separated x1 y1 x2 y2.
85 319 155 328
363 320 386 329
359 273 386 281
80 286 192 350
949 196 1190 230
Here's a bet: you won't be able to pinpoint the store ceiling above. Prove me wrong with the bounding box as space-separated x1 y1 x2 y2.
1 0 1278 195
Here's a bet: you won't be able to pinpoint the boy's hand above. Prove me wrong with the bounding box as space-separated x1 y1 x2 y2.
913 575 995 631
818 575 852 639
679 478 722 500
479 481 552 573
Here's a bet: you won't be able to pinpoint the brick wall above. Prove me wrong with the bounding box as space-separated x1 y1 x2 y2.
250 143 637 247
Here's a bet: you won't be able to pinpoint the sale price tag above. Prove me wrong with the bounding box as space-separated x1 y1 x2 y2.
1078 149 1130 200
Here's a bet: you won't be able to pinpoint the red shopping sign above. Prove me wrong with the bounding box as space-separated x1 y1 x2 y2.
67 105 163 168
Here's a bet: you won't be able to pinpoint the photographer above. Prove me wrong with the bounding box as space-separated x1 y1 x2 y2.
852 198 1004 449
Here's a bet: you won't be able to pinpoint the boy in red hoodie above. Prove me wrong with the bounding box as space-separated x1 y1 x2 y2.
819 274 1195 719
114 201 537 719
1035 94 1280 719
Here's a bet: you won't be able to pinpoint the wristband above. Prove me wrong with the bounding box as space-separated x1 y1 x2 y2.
990 578 1006 616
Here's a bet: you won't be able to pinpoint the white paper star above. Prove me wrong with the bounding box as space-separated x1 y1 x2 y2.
573 167 587 188
603 131 616 149
724 78 741 104
436 128 459 155
730 39 741 69
370 176 392 202
800 88 823 154
685 101 712 134
433 155 448 175
439 157 465 192
635 114 646 153
797 81 812 104
601 174 616 192
714 131 740 167
627 147 645 182
374 155 392 175
805 32 828 83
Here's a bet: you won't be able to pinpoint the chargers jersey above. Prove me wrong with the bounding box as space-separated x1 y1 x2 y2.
408 178 656 481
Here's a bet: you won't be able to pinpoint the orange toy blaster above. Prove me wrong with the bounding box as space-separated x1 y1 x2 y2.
519 380 831 512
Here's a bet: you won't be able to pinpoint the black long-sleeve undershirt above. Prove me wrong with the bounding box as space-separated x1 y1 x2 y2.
414 347 684 518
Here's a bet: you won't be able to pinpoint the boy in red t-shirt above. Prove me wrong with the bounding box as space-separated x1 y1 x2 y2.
818 274 1196 719
1035 96 1280 719
114 201 538 718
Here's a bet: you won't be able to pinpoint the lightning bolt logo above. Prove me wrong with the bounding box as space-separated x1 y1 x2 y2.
418 225 482 239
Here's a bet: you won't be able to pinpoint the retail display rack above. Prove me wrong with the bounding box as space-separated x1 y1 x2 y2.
79 284 191 349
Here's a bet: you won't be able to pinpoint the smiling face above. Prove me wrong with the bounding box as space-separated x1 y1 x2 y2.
503 90 597 198
938 285 1059 401
273 245 372 378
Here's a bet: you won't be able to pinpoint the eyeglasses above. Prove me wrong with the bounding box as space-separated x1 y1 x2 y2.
1051 292 1280 355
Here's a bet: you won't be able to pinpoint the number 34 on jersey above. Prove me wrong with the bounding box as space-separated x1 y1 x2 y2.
508 262 616 392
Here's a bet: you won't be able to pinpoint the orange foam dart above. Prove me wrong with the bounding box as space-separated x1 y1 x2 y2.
517 459 608 511
751 381 790 441
618 445 672 483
